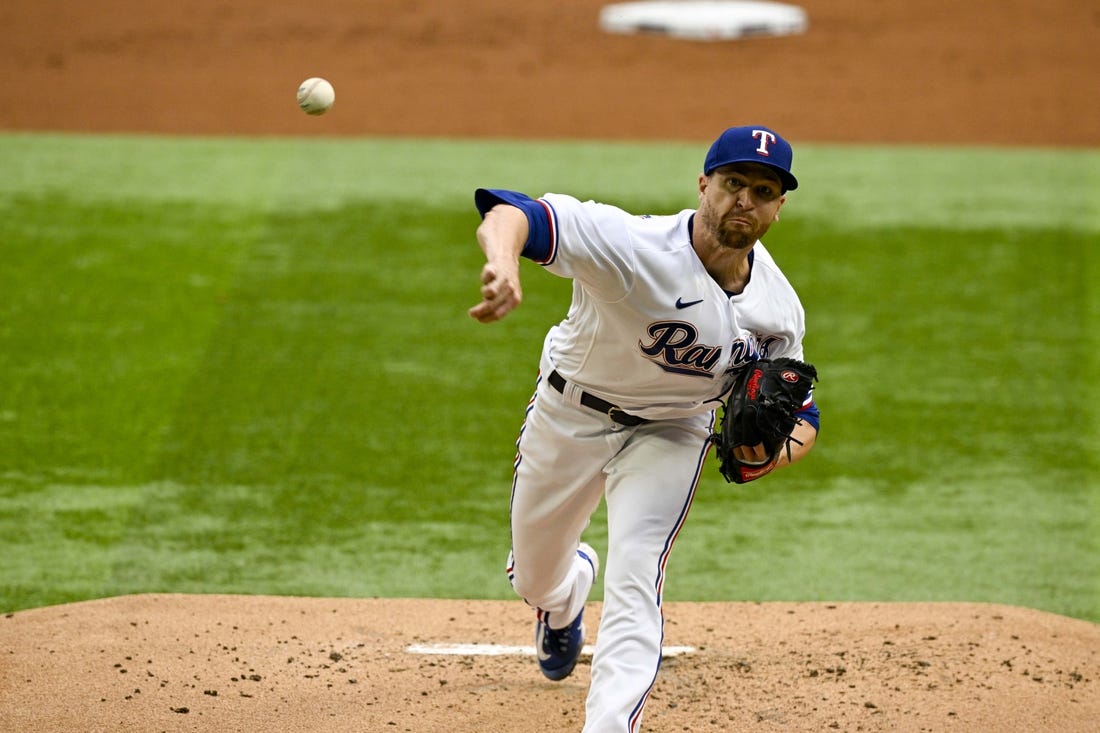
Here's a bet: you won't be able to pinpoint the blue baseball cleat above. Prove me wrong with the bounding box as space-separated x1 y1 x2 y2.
535 543 599 681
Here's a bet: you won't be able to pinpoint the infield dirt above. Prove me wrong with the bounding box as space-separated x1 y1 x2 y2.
3 595 1098 732
1 1 1097 731
2 0 1097 145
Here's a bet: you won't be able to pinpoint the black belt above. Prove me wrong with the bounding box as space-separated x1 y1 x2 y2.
547 370 650 426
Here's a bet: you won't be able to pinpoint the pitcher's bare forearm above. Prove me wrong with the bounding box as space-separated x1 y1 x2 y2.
469 205 528 323
731 419 817 470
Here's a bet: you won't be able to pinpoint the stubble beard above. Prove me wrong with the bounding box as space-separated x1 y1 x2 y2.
698 200 765 251
716 223 755 251
713 212 762 251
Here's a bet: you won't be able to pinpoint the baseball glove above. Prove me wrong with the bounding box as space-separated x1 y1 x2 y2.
710 357 817 484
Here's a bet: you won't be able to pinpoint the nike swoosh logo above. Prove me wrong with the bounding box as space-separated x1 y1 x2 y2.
675 297 704 309
535 625 552 661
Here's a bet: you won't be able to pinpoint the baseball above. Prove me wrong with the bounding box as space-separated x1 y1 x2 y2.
297 77 335 116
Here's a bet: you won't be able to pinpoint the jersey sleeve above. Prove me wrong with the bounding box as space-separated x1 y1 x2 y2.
795 396 820 432
770 320 819 432
475 189 634 300
474 188 558 264
744 245 820 432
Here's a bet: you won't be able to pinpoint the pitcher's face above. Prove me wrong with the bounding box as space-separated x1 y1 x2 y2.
696 163 786 250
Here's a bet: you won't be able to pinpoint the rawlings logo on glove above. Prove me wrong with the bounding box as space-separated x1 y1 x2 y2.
710 357 817 484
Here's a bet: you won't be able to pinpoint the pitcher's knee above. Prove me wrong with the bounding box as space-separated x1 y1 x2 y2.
506 552 544 601
509 567 552 606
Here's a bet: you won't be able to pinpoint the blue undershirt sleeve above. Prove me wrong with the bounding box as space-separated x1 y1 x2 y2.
796 401 820 432
474 188 554 263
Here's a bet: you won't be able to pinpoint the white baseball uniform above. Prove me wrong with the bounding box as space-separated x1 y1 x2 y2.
478 188 819 732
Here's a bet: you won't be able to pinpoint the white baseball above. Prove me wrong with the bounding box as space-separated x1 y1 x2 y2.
297 77 335 116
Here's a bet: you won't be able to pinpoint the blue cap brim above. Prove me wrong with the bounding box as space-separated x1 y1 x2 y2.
705 157 798 192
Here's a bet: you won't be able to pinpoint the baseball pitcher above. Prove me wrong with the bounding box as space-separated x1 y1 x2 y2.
469 126 819 732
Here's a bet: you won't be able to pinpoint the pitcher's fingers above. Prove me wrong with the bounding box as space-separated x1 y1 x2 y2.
468 301 497 322
733 443 770 465
469 296 515 323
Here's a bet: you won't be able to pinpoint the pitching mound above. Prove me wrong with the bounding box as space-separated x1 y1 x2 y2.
2 595 1096 732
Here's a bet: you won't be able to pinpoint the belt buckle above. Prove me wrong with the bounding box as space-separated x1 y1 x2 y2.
607 407 629 425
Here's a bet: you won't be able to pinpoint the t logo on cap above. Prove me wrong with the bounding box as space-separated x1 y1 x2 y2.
752 129 777 156
703 125 798 192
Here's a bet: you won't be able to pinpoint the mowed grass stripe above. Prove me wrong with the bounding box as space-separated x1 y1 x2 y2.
0 134 1096 620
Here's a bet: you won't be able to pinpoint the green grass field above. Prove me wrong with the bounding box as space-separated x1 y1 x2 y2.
1 133 1097 621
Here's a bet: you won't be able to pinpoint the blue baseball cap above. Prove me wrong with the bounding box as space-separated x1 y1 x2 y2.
703 125 798 191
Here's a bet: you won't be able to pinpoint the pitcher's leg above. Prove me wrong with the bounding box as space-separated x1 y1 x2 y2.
506 382 626 625
582 418 712 733
507 466 604 625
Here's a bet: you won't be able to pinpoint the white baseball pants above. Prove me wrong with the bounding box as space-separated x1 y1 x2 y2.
507 374 713 732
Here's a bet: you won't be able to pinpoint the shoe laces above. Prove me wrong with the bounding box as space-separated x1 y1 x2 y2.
542 623 575 654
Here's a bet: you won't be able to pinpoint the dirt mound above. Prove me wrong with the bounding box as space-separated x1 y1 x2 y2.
2 595 1097 732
